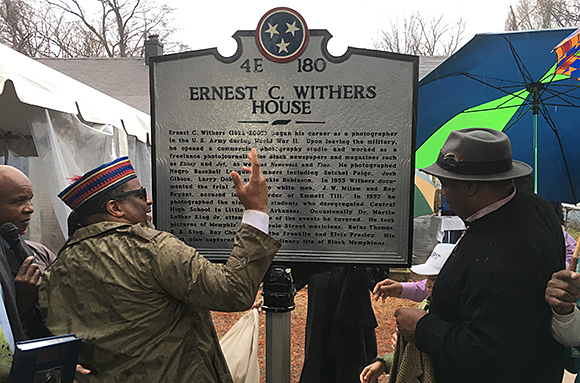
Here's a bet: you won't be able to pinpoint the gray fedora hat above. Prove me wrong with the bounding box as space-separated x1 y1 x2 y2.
420 128 533 181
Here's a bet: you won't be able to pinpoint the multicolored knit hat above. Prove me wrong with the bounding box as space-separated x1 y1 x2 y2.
58 157 137 210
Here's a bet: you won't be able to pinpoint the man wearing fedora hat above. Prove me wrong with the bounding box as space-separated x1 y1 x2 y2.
394 128 565 382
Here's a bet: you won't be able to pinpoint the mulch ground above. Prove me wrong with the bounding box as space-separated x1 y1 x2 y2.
211 287 418 383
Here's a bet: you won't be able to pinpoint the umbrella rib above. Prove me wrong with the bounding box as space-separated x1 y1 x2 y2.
537 104 577 202
502 104 534 132
541 92 578 107
535 72 568 107
537 85 569 106
463 74 527 98
534 70 580 108
501 35 535 85
547 84 580 96
462 105 520 113
420 72 525 89
540 85 580 107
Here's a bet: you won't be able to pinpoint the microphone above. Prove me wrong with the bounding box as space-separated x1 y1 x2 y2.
0 222 31 263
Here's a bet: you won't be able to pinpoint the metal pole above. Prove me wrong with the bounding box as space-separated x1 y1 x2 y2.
265 311 291 383
528 83 542 195
261 265 296 383
533 112 538 194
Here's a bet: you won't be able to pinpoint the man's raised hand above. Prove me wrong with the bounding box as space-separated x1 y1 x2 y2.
231 148 268 213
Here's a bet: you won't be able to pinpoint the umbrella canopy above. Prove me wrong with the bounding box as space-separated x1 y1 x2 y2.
554 27 580 80
416 28 580 203
414 168 436 217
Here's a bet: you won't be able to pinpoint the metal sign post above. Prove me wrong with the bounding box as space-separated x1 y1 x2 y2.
262 265 296 383
265 311 291 383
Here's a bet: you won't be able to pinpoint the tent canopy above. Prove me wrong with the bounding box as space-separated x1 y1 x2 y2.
0 43 150 146
0 43 151 252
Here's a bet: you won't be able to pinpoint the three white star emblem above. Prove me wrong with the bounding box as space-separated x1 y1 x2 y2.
257 9 308 61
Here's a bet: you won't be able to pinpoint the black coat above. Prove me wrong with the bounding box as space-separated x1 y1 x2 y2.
415 191 565 383
0 235 51 340
0 241 26 343
292 265 387 383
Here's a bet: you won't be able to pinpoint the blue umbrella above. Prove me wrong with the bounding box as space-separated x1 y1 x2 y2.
416 28 580 203
414 168 436 218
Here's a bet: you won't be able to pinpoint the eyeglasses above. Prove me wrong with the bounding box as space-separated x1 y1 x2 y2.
115 187 147 201
99 187 147 209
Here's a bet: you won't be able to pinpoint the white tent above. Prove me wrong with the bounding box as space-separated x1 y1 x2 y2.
0 44 151 251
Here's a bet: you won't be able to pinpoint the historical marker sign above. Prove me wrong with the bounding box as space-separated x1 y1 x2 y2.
151 8 418 265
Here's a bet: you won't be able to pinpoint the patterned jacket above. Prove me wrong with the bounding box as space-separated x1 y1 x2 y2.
39 222 280 382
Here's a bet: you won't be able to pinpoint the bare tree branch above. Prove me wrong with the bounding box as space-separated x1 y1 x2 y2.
373 12 466 56
505 0 580 31
0 0 185 57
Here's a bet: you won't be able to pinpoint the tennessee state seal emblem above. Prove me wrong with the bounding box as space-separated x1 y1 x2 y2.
255 7 309 63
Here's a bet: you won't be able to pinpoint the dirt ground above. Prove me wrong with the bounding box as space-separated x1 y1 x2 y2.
211 287 417 383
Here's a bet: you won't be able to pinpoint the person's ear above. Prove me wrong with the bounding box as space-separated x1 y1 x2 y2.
464 181 480 197
105 199 125 218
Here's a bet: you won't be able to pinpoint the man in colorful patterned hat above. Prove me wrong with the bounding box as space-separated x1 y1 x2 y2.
39 148 280 382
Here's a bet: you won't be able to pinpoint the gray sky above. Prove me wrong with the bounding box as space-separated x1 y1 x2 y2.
172 0 514 56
